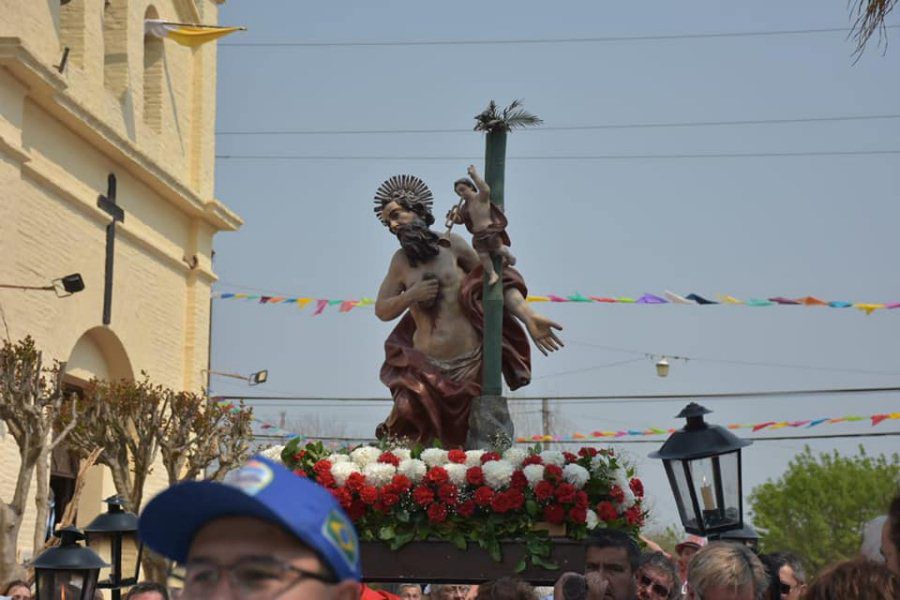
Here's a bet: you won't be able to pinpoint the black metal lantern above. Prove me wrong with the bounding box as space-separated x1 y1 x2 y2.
84 496 143 599
34 526 108 600
649 402 752 536
716 522 760 551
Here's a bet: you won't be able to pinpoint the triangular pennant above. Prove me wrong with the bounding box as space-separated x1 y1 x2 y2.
636 294 667 304
686 293 717 305
663 291 692 304
312 299 329 316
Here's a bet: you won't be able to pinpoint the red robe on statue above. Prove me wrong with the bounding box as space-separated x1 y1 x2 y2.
377 267 531 447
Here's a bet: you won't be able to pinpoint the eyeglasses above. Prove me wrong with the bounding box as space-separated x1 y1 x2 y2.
179 556 337 599
779 581 793 596
638 573 671 598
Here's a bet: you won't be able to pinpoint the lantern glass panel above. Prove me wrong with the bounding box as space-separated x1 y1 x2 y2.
85 531 116 584
36 569 99 600
666 459 700 532
121 531 142 584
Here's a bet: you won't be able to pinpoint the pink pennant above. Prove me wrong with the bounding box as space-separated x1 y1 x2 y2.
312 299 329 316
871 414 889 426
548 295 568 302
339 301 358 313
788 420 811 428
752 421 775 432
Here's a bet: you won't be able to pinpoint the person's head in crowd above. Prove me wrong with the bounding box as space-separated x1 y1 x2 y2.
685 542 767 600
138 456 361 600
584 528 640 600
768 552 804 600
1 580 31 600
675 535 706 581
635 552 679 600
803 557 899 600
882 493 900 577
430 584 470 600
124 582 170 600
757 554 783 600
397 583 422 600
862 515 888 562
474 577 537 600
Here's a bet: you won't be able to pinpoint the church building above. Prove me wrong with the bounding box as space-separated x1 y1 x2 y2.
0 0 240 561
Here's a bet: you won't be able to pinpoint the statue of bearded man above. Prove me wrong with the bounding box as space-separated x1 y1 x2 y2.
373 175 562 447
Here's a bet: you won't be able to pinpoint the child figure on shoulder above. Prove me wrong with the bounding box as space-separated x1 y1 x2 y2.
447 164 516 286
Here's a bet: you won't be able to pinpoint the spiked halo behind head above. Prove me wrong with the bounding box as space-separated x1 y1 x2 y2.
373 174 434 221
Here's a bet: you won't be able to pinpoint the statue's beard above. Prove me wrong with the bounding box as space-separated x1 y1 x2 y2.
396 221 440 267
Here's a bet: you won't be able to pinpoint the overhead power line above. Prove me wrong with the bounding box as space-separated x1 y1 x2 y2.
216 149 900 161
219 25 900 48
216 113 900 136
215 385 900 405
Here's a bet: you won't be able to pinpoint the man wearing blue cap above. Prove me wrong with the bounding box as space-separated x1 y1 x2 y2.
139 456 361 599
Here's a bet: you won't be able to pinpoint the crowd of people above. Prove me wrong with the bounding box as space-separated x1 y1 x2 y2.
3 456 897 599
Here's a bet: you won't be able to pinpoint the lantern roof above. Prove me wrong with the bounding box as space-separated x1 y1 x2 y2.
33 527 109 570
648 402 751 460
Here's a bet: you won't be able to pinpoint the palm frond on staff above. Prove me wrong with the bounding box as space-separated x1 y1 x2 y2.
850 0 897 59
474 99 542 133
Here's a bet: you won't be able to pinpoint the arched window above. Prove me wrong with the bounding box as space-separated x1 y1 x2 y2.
103 0 129 97
143 6 164 132
58 0 85 70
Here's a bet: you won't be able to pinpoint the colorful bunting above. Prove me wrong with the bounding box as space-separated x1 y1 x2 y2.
213 290 900 317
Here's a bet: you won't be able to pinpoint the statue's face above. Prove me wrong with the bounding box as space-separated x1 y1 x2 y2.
380 200 417 234
454 183 476 201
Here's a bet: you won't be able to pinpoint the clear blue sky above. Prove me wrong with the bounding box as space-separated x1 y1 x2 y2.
208 1 900 529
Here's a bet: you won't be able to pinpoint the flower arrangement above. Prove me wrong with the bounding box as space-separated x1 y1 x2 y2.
278 439 645 571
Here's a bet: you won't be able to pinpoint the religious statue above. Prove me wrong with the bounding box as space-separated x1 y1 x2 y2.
446 165 515 286
373 175 563 447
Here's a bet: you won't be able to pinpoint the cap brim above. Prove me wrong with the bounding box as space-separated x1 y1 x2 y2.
139 480 286 564
676 542 701 553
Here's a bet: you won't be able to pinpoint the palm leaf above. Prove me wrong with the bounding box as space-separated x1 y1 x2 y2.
850 0 897 59
474 99 542 132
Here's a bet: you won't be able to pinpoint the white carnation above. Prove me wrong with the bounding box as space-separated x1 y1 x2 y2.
622 486 636 508
482 460 514 490
397 458 427 483
420 448 449 468
259 445 285 463
465 450 485 467
392 448 412 462
331 462 360 487
327 453 350 464
586 509 599 530
563 464 590 489
522 464 546 488
502 447 527 469
445 463 468 487
540 450 566 467
363 462 396 487
590 454 607 473
350 446 381 468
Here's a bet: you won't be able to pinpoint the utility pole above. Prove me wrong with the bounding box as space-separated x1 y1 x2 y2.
541 397 552 450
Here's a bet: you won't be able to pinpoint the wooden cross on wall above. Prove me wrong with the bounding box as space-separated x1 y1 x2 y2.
97 173 124 325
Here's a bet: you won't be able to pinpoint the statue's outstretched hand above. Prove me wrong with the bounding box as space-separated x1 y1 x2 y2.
527 314 564 356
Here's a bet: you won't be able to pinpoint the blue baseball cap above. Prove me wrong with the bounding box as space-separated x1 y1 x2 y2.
138 455 361 582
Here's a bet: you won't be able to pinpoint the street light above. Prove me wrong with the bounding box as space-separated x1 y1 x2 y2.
84 496 143 600
655 357 670 378
0 273 84 297
205 369 268 386
649 402 752 536
33 526 108 600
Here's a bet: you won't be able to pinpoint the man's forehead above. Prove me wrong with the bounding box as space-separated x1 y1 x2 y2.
639 566 672 583
586 545 629 564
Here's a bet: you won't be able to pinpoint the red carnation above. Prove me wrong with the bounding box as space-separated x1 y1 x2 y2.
331 487 352 509
360 485 379 506
534 480 554 502
381 491 400 508
474 486 494 507
597 501 618 522
609 485 625 504
427 502 448 523
629 478 644 498
457 499 476 517
316 472 335 488
481 452 501 463
504 489 525 510
313 459 332 473
425 467 449 486
511 470 528 490
293 449 308 461
448 449 467 464
346 472 366 493
543 504 566 524
491 493 512 514
555 483 577 504
578 447 598 458
413 485 435 507
347 499 367 521
378 451 400 467
575 491 589 509
544 465 563 482
563 452 578 464
625 505 644 526
568 507 588 524
438 483 458 505
466 466 485 486
293 469 309 478
523 455 543 466
391 474 412 491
